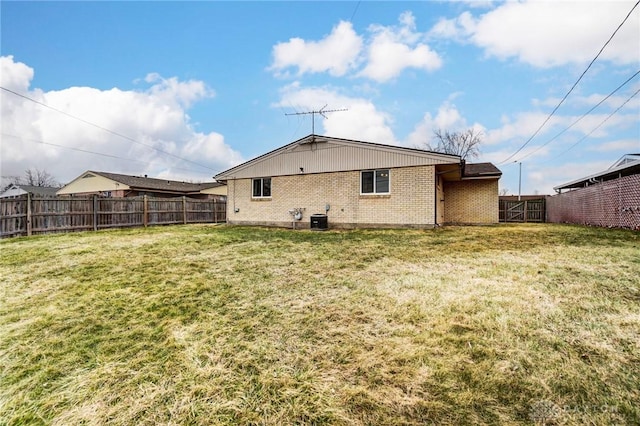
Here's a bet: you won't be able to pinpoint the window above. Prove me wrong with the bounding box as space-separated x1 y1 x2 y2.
252 177 271 198
361 169 390 194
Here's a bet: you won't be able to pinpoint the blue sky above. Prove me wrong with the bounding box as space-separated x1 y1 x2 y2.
1 1 639 195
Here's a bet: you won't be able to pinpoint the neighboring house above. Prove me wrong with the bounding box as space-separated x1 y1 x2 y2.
199 182 228 198
548 153 640 229
553 153 640 193
214 134 501 229
57 171 226 200
0 184 59 198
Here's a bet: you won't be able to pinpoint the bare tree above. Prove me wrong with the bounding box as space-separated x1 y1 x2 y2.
425 128 482 160
1 175 22 192
25 168 60 187
9 168 61 187
499 188 509 196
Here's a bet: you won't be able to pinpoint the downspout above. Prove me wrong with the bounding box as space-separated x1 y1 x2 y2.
232 177 236 215
434 168 438 227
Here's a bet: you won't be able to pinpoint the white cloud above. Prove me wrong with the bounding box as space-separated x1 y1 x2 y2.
144 72 214 108
533 91 640 110
0 56 243 186
270 21 363 77
483 109 638 153
428 11 476 41
587 138 640 152
274 83 397 145
483 111 565 146
1 55 34 93
270 12 442 82
528 160 613 194
431 1 640 68
406 100 485 148
359 12 442 82
464 1 494 9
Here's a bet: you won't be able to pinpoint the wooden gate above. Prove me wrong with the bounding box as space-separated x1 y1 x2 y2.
499 198 546 223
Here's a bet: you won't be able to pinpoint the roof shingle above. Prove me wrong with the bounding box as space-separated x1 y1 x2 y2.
89 171 223 194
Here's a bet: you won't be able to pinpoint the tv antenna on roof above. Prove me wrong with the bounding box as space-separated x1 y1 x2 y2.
285 104 348 135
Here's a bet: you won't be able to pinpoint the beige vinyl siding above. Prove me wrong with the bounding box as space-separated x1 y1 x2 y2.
57 174 130 195
216 139 459 180
199 186 227 196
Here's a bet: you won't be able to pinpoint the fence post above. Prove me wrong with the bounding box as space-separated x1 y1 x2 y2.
143 195 148 227
182 196 187 224
26 192 32 236
93 195 98 231
212 199 216 223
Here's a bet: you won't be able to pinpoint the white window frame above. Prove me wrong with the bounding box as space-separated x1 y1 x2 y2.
252 177 272 198
360 169 390 195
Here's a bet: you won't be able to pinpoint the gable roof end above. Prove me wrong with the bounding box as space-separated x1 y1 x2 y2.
215 134 462 181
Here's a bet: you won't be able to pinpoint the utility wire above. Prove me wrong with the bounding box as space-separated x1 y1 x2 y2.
0 86 216 171
516 69 640 162
2 133 214 176
349 1 362 23
499 0 640 165
549 87 640 160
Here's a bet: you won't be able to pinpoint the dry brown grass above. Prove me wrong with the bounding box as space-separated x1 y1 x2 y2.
1 224 638 425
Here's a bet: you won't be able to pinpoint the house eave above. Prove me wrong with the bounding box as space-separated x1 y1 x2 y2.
460 175 502 180
554 160 640 191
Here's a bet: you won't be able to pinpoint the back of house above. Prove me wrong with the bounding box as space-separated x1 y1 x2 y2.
215 135 501 229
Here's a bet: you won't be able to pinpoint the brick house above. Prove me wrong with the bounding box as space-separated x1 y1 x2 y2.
57 171 226 200
214 135 501 229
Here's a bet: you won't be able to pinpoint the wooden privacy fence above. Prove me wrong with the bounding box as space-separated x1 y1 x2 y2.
499 198 546 223
0 195 226 238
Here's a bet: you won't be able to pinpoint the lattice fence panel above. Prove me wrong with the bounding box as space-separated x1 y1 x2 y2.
547 174 640 230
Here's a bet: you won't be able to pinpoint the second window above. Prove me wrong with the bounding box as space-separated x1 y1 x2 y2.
361 169 390 194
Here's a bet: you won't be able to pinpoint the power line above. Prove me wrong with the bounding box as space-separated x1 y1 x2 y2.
0 86 216 171
499 0 640 165
515 69 640 162
549 87 640 160
1 133 214 176
349 1 362 23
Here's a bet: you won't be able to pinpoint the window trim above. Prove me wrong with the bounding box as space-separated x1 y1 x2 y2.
360 169 390 195
252 177 272 198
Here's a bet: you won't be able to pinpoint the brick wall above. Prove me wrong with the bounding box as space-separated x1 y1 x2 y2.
547 174 640 230
443 179 499 224
226 166 436 228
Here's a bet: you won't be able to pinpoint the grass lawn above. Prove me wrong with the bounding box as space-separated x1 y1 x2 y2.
1 224 639 425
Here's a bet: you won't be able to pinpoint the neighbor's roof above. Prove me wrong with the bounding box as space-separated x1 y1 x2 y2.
554 155 640 191
16 185 59 196
76 171 223 194
0 184 59 197
215 134 462 180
